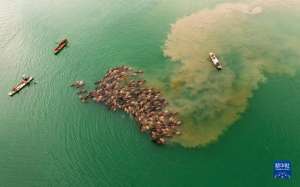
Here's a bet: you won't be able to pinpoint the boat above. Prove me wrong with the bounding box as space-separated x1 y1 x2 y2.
8 75 34 96
209 52 223 70
53 39 68 55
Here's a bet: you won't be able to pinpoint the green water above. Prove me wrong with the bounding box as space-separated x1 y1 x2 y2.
0 0 299 186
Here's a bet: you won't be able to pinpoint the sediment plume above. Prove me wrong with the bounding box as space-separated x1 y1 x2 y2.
163 0 300 147
73 66 182 145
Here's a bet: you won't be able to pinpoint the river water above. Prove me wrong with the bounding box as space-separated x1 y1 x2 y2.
0 0 299 186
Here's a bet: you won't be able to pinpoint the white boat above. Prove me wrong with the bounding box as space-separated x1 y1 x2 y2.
209 52 223 70
8 75 33 96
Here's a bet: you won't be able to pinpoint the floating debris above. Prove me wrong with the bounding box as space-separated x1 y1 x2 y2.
73 66 182 144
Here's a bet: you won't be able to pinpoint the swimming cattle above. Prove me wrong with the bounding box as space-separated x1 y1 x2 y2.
72 66 182 144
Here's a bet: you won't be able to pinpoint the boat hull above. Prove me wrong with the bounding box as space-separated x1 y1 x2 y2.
53 39 68 55
209 52 223 70
8 77 33 96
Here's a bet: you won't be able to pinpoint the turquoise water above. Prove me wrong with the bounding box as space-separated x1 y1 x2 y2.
0 0 300 186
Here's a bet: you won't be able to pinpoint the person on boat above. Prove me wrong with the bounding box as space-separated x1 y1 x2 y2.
22 74 28 81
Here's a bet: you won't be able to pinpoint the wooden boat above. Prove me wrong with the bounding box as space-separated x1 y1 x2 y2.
8 75 33 96
209 52 223 70
53 39 68 55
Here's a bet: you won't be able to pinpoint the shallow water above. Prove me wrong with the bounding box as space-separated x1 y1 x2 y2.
0 0 300 186
164 0 300 147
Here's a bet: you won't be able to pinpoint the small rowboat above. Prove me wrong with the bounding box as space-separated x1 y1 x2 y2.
8 75 33 96
209 52 223 70
54 39 68 55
